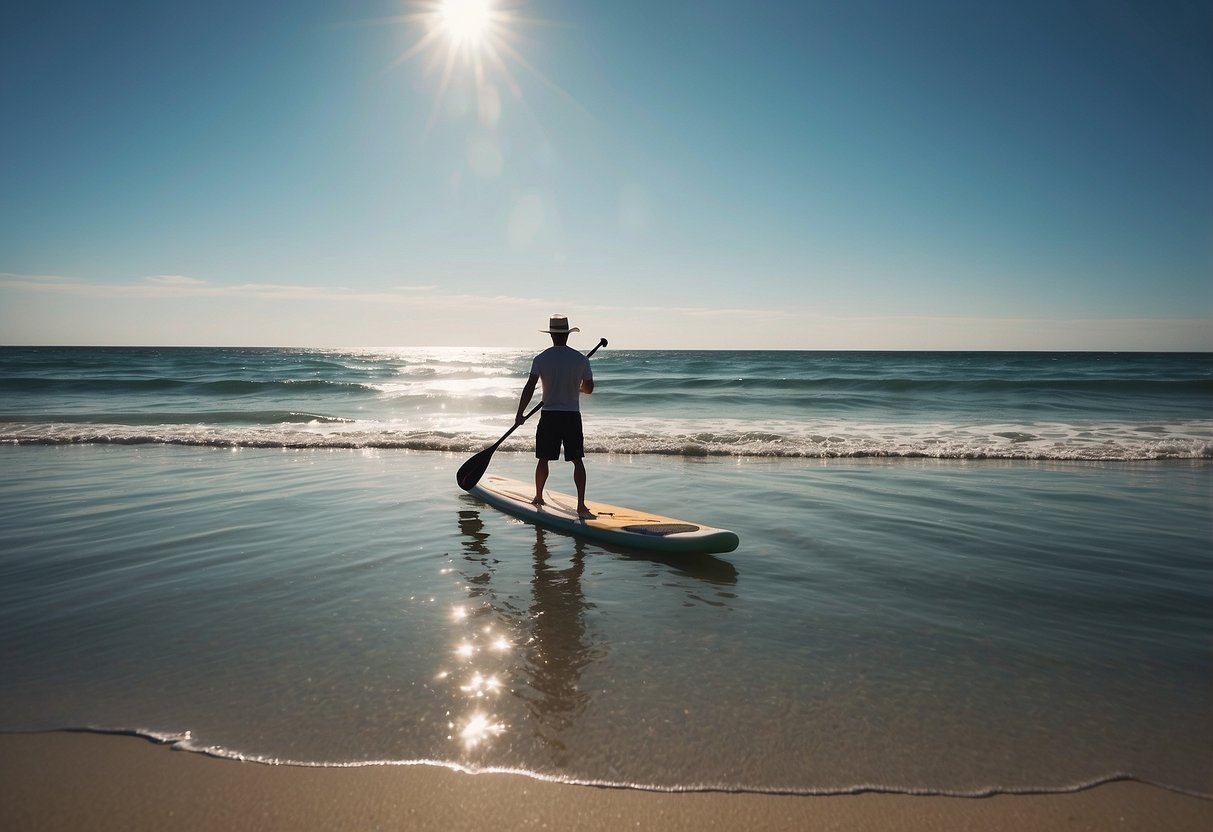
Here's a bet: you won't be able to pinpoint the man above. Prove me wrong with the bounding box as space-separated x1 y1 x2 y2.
515 315 595 517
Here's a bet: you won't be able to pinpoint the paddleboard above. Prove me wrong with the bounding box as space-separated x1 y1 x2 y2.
468 474 740 555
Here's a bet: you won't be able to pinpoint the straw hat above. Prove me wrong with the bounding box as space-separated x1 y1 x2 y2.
541 315 580 334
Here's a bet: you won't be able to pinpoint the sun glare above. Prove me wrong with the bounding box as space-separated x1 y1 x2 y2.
391 0 554 132
439 0 494 48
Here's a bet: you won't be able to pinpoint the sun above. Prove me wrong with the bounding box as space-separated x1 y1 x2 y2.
389 1 561 133
438 0 495 49
400 0 511 68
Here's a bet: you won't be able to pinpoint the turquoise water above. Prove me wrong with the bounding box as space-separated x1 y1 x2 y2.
2 347 1210 458
0 348 1210 796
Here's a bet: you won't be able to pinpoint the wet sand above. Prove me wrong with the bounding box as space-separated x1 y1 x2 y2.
1 732 1209 831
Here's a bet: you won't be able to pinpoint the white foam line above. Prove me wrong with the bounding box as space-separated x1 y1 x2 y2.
1 422 1211 460
8 727 1209 801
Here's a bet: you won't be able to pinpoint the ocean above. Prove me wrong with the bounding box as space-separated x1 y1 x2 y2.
0 346 1210 797
1 347 1209 459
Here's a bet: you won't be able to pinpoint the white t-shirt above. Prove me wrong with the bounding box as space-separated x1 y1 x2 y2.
530 345 593 412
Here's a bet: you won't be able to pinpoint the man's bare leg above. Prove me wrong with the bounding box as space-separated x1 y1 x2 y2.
572 458 595 518
532 459 549 506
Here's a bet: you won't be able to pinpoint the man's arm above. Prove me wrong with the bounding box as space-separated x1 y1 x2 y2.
516 374 539 425
580 358 594 394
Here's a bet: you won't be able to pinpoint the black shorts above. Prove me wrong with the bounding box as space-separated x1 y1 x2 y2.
535 410 585 461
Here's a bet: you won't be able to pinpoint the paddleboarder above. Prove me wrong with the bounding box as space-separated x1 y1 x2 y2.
515 315 596 517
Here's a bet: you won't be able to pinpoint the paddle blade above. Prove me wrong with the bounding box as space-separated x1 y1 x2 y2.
456 446 495 491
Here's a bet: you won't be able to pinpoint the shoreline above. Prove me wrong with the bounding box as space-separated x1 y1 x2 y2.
3 733 1210 832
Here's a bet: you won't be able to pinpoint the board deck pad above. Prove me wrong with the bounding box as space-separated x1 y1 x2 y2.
468 474 740 555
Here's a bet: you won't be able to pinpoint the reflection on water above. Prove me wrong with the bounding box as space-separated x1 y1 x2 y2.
445 506 738 767
442 509 516 752
616 549 739 590
456 507 492 560
447 509 604 763
518 528 604 764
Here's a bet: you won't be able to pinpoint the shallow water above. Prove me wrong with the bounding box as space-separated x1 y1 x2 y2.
1 445 1209 796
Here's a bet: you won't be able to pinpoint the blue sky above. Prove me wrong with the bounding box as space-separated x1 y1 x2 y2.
1 0 1210 349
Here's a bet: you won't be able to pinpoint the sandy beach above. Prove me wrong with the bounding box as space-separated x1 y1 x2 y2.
1 732 1209 832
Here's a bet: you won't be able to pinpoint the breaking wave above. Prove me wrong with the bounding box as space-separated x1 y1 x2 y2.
2 420 1209 460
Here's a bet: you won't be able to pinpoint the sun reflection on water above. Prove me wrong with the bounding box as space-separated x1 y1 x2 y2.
460 671 503 697
441 510 609 766
436 563 518 752
456 712 506 748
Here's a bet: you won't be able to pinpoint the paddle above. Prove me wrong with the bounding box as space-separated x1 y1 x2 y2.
456 337 607 491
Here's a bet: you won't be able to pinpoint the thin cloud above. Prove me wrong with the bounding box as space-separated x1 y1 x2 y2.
0 273 551 309
144 275 209 287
